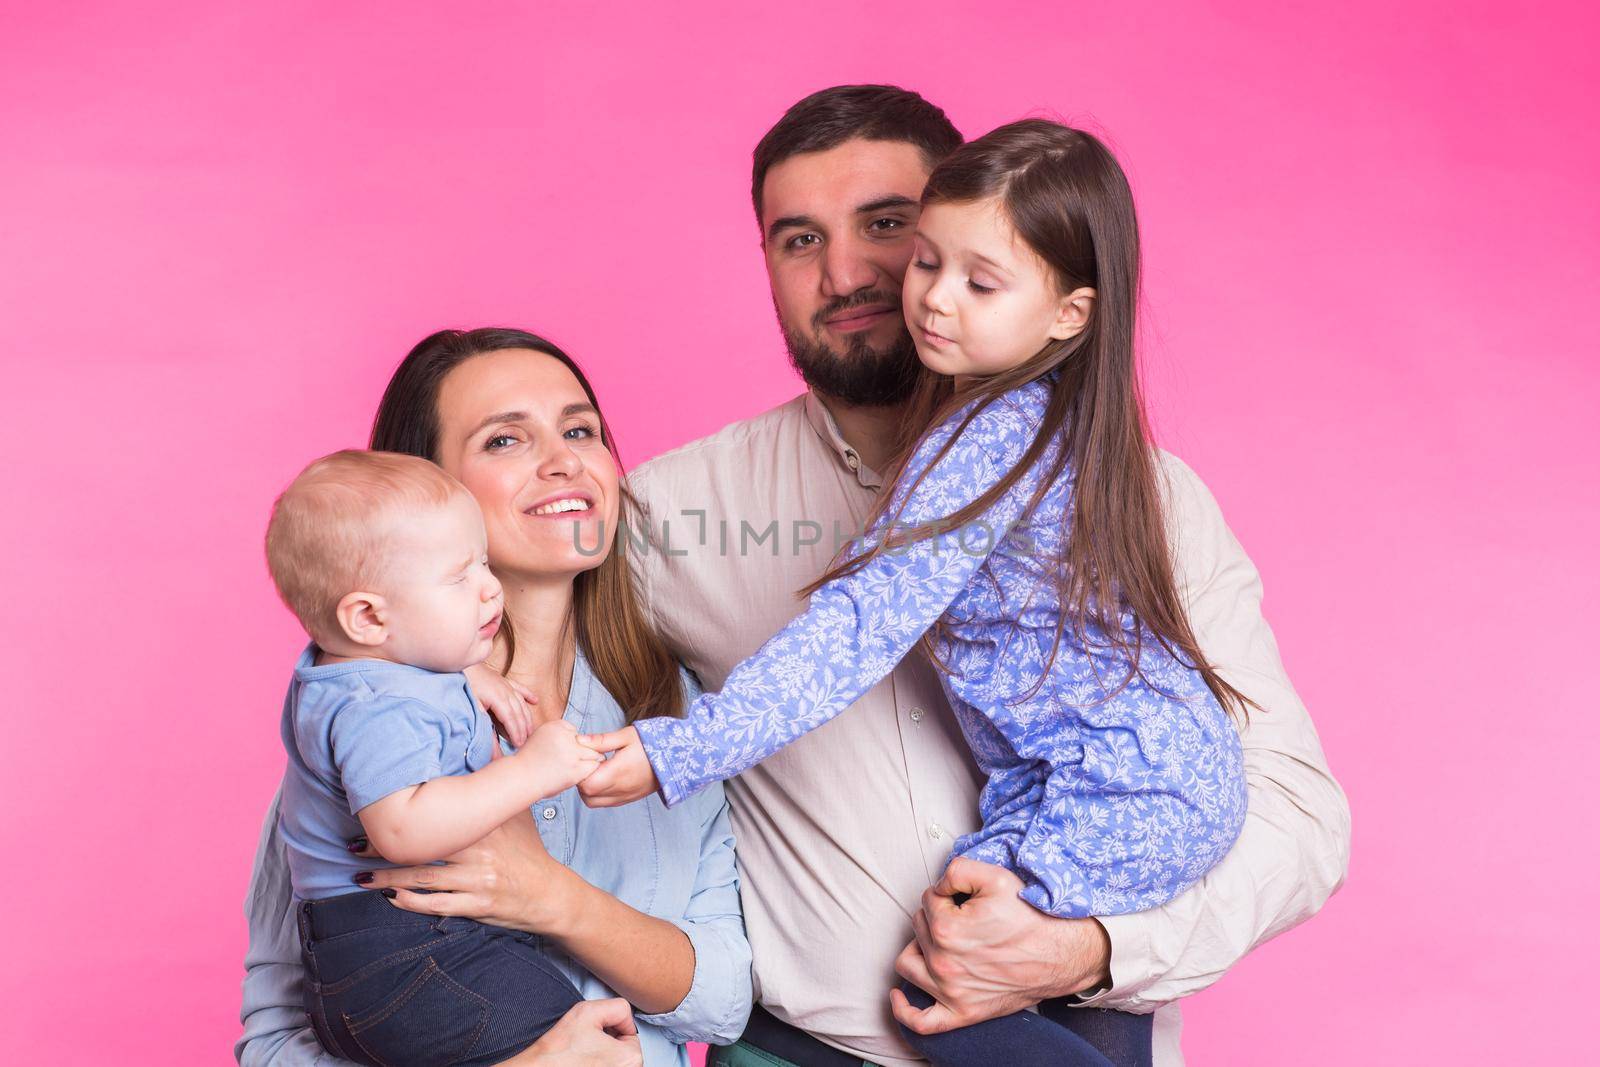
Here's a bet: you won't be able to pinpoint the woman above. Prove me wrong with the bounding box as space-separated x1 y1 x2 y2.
238 328 752 1065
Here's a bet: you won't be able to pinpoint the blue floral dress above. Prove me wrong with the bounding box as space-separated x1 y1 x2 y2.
634 374 1247 918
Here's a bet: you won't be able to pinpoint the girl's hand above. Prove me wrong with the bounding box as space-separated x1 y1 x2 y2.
465 662 538 746
575 727 659 807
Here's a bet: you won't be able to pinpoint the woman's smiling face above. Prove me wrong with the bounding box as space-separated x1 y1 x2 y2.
432 347 620 583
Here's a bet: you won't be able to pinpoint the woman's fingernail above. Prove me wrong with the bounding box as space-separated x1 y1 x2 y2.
353 872 374 885
347 837 369 853
381 888 398 899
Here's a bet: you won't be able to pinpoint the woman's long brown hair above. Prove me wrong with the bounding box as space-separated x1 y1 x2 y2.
371 328 683 722
804 120 1252 719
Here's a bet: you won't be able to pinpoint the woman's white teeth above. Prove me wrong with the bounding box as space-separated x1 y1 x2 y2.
532 499 591 516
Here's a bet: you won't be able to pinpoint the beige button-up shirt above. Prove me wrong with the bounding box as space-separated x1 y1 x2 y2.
629 392 1350 1066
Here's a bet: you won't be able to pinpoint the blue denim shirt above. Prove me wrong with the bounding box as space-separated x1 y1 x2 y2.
237 653 752 1066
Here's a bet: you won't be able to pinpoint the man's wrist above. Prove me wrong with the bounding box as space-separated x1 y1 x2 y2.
1051 916 1113 998
1076 918 1113 996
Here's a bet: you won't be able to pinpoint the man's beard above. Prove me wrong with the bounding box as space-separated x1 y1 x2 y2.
779 290 921 408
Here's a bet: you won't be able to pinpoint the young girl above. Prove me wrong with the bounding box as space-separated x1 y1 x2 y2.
582 119 1251 1067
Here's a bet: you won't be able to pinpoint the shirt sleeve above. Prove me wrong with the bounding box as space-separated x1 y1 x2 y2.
327 696 453 814
236 787 352 1066
635 672 754 1044
636 395 1047 806
1078 454 1352 1011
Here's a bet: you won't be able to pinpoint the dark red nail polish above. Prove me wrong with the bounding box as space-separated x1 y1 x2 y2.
381 888 397 899
347 837 368 854
353 872 374 885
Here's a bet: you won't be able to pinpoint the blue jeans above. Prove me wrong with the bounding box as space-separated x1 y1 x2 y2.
298 890 581 1066
898 981 1152 1067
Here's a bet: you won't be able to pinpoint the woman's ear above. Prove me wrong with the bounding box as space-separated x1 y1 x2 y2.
335 591 388 647
1048 286 1097 341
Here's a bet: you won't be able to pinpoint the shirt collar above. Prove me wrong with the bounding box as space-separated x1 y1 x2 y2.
802 390 884 491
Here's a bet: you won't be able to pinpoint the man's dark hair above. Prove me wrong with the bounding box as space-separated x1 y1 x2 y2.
751 84 962 221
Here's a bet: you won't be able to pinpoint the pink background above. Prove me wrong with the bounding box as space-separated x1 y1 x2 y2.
2 2 1595 1063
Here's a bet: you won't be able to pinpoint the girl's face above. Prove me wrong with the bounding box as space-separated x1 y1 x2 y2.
902 197 1094 379
433 348 621 586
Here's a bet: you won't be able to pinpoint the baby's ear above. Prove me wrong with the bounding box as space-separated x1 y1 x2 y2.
334 591 388 647
1048 285 1096 341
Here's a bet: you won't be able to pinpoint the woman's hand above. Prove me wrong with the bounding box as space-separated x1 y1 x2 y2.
575 727 659 807
355 811 583 937
497 999 642 1067
465 662 539 746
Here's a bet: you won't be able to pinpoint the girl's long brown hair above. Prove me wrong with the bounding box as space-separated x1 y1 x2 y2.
371 328 683 722
805 120 1252 719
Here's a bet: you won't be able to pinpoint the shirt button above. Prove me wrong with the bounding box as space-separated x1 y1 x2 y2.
541 806 558 821
928 822 945 841
909 707 925 724
845 452 860 471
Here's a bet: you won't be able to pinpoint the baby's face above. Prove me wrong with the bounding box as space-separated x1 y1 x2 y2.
375 492 504 673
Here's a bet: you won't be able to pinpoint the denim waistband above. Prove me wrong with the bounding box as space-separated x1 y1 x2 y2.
297 889 433 943
741 1004 871 1067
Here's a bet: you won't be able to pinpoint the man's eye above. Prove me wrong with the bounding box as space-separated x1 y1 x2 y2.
868 217 905 234
786 233 820 251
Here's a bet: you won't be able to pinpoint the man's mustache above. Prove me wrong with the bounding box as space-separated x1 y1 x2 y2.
812 290 903 332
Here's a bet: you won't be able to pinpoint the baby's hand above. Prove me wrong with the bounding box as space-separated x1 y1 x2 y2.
465 663 538 747
515 720 604 798
575 727 660 808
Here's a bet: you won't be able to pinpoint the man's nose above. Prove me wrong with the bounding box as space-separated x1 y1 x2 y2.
820 236 878 299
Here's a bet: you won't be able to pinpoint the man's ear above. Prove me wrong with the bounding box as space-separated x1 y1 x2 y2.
334 591 388 648
1048 286 1097 341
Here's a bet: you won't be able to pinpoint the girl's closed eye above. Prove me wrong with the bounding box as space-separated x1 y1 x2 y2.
967 278 998 295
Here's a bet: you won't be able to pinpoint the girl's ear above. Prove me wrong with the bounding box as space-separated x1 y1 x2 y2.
335 591 388 647
1048 286 1097 341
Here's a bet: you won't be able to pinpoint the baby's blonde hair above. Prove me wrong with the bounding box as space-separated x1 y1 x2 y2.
265 449 466 643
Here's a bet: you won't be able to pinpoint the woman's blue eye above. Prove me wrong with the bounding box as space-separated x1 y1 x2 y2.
564 424 597 441
485 433 516 450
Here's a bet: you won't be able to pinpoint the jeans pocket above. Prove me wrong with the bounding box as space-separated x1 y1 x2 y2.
344 955 492 1067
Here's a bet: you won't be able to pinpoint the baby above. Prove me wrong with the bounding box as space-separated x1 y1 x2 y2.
266 449 601 1066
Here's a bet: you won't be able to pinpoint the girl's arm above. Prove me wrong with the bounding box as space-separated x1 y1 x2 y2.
592 394 1053 808
359 721 600 865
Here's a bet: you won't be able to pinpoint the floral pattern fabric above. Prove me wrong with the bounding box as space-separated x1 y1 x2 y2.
634 375 1247 918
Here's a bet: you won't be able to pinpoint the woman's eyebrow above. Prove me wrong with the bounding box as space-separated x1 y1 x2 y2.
467 410 529 437
466 404 596 439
